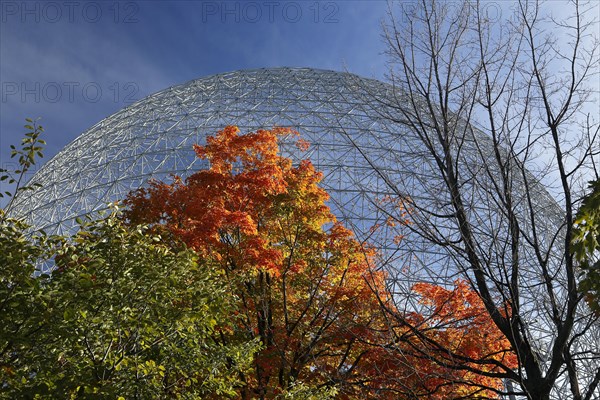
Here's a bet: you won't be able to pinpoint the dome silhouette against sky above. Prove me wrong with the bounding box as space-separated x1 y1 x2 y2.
11 67 560 274
11 68 397 234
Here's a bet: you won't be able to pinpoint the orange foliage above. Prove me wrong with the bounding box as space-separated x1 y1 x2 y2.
125 126 389 398
124 126 516 399
372 280 518 400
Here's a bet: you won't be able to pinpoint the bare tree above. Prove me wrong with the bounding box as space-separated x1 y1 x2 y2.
357 0 600 399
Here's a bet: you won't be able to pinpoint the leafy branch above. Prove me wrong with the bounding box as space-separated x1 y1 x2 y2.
1 118 45 216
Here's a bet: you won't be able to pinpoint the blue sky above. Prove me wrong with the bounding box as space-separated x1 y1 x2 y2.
0 1 389 191
1 0 598 202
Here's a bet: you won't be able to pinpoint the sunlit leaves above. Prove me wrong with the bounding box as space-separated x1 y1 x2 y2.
0 211 258 398
125 126 389 397
572 179 600 315
122 126 520 398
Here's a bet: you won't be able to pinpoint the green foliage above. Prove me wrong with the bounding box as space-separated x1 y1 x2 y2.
0 210 62 393
1 119 54 392
0 118 45 209
572 179 600 315
274 381 338 399
1 121 258 397
0 210 259 399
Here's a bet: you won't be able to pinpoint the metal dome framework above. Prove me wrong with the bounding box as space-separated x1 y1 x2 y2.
10 68 561 266
11 68 429 247
9 67 598 398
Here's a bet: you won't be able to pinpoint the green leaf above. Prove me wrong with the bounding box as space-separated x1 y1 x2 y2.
63 308 74 321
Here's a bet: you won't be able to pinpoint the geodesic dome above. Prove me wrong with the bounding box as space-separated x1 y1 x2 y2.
9 69 390 235
10 67 559 267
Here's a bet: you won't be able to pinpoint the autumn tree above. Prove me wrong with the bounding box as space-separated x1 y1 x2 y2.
125 126 386 398
124 126 519 399
359 1 600 399
364 279 517 400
